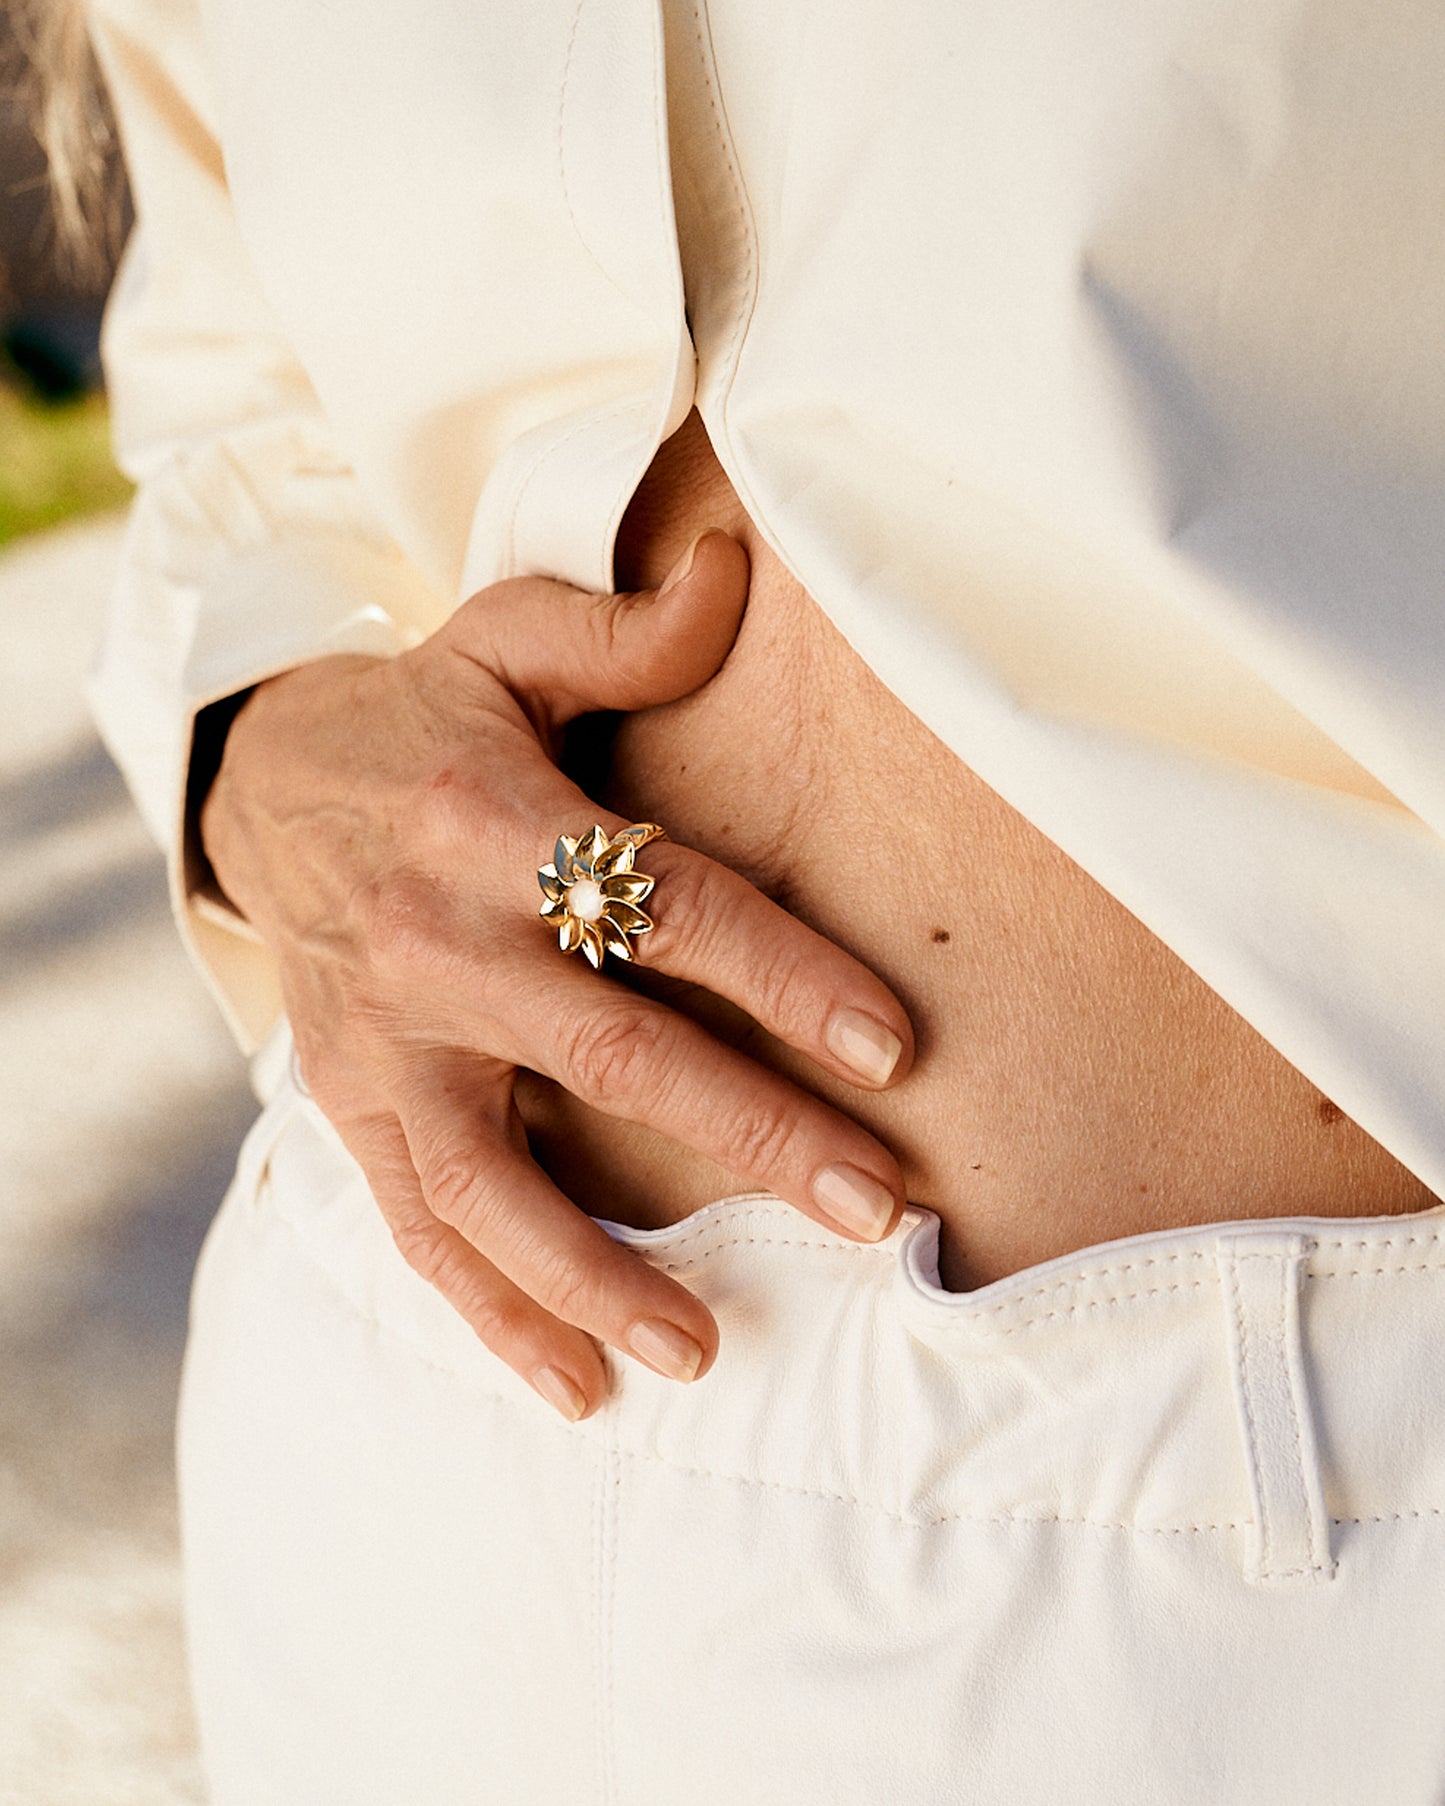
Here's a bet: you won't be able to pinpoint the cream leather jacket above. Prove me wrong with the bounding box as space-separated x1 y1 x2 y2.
87 0 1445 1197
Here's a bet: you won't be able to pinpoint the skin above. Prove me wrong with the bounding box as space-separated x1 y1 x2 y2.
202 527 917 1422
204 408 1438 1418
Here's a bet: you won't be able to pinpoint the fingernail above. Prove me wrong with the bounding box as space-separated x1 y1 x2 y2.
628 1317 704 1382
825 1009 903 1086
658 533 705 599
812 1163 897 1240
533 1365 587 1421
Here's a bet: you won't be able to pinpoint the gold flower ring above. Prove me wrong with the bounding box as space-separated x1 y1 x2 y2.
537 823 668 970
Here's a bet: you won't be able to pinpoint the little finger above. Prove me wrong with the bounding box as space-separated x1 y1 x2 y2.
388 1061 721 1384
340 1107 611 1419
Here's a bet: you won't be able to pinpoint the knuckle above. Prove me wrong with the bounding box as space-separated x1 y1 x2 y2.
528 1248 602 1329
451 1282 530 1351
637 852 713 963
390 1219 528 1347
735 934 810 1035
422 1145 499 1242
723 1097 797 1175
585 593 655 712
389 1211 456 1287
566 1005 669 1110
363 870 452 978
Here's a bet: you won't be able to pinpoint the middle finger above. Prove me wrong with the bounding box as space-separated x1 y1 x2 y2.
504 959 907 1243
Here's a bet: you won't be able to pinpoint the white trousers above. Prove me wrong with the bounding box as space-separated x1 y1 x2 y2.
178 1053 1445 1804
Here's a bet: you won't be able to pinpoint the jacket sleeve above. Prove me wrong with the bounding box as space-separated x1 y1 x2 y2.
84 0 442 1053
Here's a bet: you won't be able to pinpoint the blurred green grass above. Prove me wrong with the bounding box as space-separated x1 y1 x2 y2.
0 381 132 548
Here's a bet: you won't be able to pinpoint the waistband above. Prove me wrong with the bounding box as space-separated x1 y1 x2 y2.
242 1054 1445 1586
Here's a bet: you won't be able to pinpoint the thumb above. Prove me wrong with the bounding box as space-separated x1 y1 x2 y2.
461 531 751 725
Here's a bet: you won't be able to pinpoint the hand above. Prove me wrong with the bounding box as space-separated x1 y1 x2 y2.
201 533 915 1418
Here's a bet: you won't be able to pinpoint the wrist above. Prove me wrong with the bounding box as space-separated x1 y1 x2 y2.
197 654 386 921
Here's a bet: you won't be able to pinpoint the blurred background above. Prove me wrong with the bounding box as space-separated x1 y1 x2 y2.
2 20 252 1804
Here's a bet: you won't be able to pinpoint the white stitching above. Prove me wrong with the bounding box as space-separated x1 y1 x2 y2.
1333 1507 1445 1525
556 0 637 310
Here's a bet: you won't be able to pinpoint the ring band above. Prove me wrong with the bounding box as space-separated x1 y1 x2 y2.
537 822 668 970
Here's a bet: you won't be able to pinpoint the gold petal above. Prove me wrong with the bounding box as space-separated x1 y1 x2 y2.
599 918 633 961
580 922 605 969
600 871 652 904
604 900 653 936
593 836 636 877
540 898 570 925
554 836 579 881
537 866 567 902
575 824 609 875
559 914 586 954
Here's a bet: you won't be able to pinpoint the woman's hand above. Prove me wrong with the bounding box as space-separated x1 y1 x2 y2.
200 533 915 1418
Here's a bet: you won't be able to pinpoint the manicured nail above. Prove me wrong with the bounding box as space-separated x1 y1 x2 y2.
658 533 705 599
825 1008 903 1086
813 1163 897 1240
628 1318 704 1382
533 1365 587 1421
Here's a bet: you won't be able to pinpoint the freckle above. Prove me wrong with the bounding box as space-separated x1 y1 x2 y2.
1137 1182 1150 1195
931 928 951 944
1317 1096 1344 1127
720 822 732 835
679 764 687 775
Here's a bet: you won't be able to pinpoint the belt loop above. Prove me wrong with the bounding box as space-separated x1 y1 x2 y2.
1216 1231 1335 1587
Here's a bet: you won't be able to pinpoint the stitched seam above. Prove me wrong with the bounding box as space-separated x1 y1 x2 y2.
590 1417 607 1805
1313 1232 1445 1251
608 1440 1254 1535
555 0 636 312
608 1455 623 1801
991 1280 1211 1335
649 1226 1217 1333
594 2 689 571
598 1442 620 1806
653 1232 880 1270
641 1204 1445 1306
1333 1508 1445 1525
690 0 758 404
973 1249 1213 1312
1311 1263 1445 1279
655 1206 1215 1304
555 0 686 590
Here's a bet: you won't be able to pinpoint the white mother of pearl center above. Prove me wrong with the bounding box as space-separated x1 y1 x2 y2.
566 879 606 923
